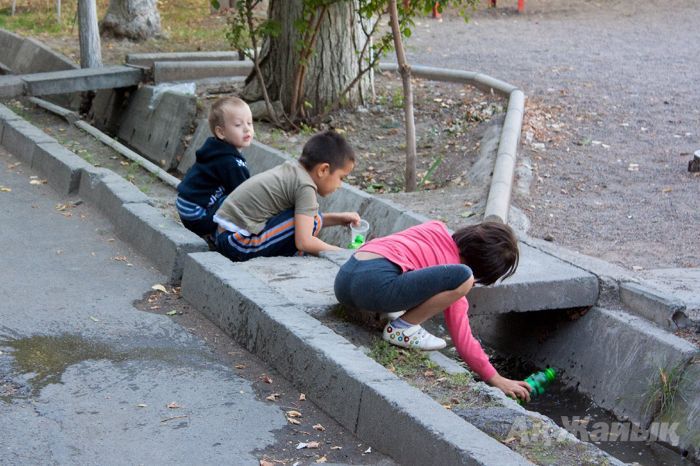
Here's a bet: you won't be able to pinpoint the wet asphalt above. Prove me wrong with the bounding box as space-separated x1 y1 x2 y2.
0 148 393 465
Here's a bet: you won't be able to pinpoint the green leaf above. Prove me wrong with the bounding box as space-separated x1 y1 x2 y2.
166 310 178 316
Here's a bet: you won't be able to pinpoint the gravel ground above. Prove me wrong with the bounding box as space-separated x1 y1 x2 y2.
403 0 700 271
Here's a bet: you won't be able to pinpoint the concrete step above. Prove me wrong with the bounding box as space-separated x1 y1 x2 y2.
237 243 598 318
0 66 144 97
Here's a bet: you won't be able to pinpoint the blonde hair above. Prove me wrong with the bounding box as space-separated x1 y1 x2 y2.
208 96 248 135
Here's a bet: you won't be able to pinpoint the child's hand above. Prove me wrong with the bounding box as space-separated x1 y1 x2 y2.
340 212 361 227
486 373 532 403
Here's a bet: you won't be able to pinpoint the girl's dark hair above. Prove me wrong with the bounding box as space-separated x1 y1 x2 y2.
452 222 519 286
299 130 355 172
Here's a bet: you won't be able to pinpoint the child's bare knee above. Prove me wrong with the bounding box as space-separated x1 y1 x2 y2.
455 275 475 295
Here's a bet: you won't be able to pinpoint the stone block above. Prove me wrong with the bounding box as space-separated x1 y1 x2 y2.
177 118 210 175
126 51 242 68
22 66 142 96
117 85 197 171
115 203 208 281
88 87 137 134
0 118 55 165
153 61 253 84
244 140 294 175
357 377 529 465
0 76 24 98
620 281 689 330
237 256 339 308
11 37 76 75
78 166 152 216
30 142 91 195
468 242 599 314
0 30 26 70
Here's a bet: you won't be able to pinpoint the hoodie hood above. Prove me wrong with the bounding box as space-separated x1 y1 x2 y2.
195 137 245 163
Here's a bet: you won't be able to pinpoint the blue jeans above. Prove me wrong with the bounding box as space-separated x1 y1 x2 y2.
333 256 472 313
216 209 322 262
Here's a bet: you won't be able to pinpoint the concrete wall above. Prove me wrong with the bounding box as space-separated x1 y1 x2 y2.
0 29 76 75
115 85 197 171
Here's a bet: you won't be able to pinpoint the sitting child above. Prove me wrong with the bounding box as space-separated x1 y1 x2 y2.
176 96 254 239
334 220 532 402
213 130 360 261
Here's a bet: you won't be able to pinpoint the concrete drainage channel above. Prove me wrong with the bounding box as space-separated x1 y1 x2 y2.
1 34 699 464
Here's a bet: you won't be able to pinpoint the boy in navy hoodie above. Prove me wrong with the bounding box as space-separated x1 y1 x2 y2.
176 96 254 239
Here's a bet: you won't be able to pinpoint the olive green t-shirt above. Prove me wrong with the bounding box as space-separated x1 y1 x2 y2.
214 161 318 235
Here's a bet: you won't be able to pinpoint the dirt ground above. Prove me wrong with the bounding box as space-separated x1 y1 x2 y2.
35 0 700 274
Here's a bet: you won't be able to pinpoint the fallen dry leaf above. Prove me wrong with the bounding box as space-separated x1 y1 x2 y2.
286 417 301 425
331 446 342 450
261 375 273 384
112 255 128 262
266 393 280 402
235 364 246 369
0 186 11 192
8 162 20 169
299 393 306 401
312 423 325 431
29 179 48 185
151 284 168 293
286 410 302 418
259 460 275 466
136 403 147 408
307 441 320 449
315 456 327 463
167 402 181 409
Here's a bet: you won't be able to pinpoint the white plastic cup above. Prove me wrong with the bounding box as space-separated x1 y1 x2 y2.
350 219 370 243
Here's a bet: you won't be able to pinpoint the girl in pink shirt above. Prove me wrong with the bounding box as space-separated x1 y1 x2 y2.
334 220 531 401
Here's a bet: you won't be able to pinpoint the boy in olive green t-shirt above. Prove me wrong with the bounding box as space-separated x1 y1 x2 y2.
213 130 360 262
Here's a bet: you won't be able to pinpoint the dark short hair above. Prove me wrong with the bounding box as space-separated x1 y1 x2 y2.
299 130 355 172
452 222 519 286
209 96 248 135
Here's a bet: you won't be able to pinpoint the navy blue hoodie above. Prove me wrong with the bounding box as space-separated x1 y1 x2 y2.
177 137 251 209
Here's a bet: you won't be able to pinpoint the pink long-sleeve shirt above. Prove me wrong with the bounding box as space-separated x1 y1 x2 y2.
358 221 497 381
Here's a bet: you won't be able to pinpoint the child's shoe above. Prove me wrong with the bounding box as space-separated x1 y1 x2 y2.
382 321 446 350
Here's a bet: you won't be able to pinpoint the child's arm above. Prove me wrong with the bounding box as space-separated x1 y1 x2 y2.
443 298 531 401
294 213 342 255
321 212 360 227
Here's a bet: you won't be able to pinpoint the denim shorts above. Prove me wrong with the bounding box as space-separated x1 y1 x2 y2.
333 256 472 313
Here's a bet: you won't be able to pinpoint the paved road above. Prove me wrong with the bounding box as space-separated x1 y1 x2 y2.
0 148 393 465
405 0 700 270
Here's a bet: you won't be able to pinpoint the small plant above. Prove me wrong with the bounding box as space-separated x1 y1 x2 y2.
644 362 686 418
391 87 404 109
369 339 438 377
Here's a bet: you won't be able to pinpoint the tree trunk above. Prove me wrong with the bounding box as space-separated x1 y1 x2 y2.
101 0 162 41
388 0 417 192
78 0 102 68
242 0 371 118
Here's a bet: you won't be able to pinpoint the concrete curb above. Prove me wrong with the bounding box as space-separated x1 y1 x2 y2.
0 103 208 281
180 252 532 465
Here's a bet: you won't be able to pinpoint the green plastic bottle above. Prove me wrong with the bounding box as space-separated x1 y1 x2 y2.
523 367 556 399
347 234 365 249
